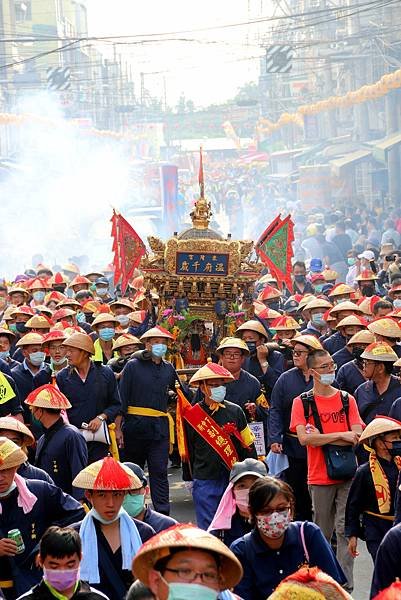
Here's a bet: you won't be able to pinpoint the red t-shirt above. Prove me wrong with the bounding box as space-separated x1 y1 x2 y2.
290 390 364 485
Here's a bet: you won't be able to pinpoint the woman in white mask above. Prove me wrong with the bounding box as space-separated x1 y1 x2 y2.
132 523 243 600
230 477 346 600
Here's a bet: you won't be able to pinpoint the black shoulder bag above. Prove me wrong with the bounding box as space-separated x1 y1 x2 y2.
301 390 357 480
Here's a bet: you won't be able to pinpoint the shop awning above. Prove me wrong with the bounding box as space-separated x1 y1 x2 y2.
329 149 372 177
372 132 401 163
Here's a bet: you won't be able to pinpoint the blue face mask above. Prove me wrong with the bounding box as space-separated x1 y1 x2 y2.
32 291 45 303
116 314 130 327
29 351 46 366
9 323 17 334
210 386 226 402
51 357 67 367
246 341 257 354
77 312 86 323
319 372 335 386
348 257 356 266
151 343 167 358
167 583 218 600
98 327 115 341
96 287 108 297
314 284 324 293
394 299 401 309
0 351 10 361
311 313 325 326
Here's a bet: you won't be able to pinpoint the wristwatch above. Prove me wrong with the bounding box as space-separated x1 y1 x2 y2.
97 415 106 422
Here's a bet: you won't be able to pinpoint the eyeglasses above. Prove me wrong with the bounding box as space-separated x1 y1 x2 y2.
314 362 337 372
222 352 242 359
164 568 219 585
293 350 309 356
258 505 291 517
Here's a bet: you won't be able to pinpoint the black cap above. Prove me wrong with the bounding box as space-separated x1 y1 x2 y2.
229 458 267 484
123 462 147 486
283 299 299 314
95 277 109 286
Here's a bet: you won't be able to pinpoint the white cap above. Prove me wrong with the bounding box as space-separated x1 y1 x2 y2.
358 250 375 261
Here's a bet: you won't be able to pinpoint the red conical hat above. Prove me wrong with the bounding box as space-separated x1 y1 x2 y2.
25 384 72 409
72 456 142 490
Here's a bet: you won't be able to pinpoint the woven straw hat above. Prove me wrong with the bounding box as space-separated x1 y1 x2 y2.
25 315 52 330
49 272 69 286
359 416 401 445
132 523 243 589
271 316 301 331
290 334 323 351
330 301 364 315
68 275 91 289
257 273 278 286
110 298 135 312
216 337 250 355
258 285 281 301
127 310 147 324
52 308 76 321
16 332 44 347
389 284 401 297
236 319 269 339
257 307 282 321
27 278 49 291
361 342 398 362
357 295 381 315
336 315 367 329
328 283 354 298
33 305 53 317
390 308 401 320
45 291 66 305
92 313 120 328
347 330 375 346
0 417 34 446
322 269 338 282
56 299 81 310
8 286 29 296
0 327 15 340
355 270 378 281
2 306 19 321
62 332 95 354
304 298 333 311
72 456 142 490
140 326 174 341
267 566 352 600
84 271 104 280
0 437 27 470
297 295 314 311
368 317 401 339
12 305 35 318
25 384 72 409
113 333 141 351
189 360 235 385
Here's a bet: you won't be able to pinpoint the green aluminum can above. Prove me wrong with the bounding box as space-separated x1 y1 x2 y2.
8 529 25 554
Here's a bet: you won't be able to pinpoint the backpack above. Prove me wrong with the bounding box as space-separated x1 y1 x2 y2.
301 389 357 480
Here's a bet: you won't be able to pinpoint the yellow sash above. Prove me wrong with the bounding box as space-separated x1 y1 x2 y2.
127 406 175 452
0 581 13 588
364 510 395 521
367 445 401 514
0 372 16 405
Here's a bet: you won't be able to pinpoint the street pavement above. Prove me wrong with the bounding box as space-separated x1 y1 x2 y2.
166 467 374 599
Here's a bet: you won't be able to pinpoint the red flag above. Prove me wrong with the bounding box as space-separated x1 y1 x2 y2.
256 214 295 292
110 211 146 293
198 146 205 198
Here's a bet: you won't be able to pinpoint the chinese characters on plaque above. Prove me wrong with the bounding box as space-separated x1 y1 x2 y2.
176 252 229 276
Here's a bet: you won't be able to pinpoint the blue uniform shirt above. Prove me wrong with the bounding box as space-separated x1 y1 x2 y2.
242 351 284 398
143 506 177 533
230 521 346 600
57 363 121 428
225 369 268 422
11 360 46 424
269 367 312 458
323 331 346 355
120 356 177 440
355 375 401 423
332 346 352 369
336 360 365 395
18 461 54 484
35 418 88 499
370 523 401 599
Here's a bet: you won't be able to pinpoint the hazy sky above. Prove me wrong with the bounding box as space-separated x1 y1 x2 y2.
86 0 264 107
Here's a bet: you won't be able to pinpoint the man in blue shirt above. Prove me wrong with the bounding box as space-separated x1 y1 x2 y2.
11 332 46 429
57 332 121 463
119 326 178 515
269 334 323 521
336 330 373 394
355 342 400 424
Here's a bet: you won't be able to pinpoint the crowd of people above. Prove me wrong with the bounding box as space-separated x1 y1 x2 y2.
3 205 401 600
